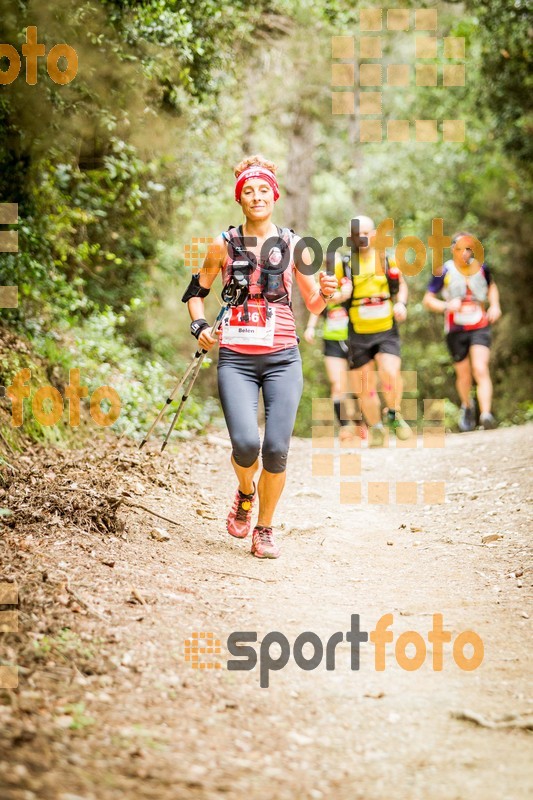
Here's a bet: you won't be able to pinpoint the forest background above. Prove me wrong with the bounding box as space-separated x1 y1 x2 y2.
0 0 531 445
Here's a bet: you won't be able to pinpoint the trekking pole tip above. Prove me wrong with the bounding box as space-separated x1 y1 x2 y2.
139 439 147 450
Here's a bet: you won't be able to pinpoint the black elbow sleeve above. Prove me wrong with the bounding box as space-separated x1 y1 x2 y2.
181 273 211 303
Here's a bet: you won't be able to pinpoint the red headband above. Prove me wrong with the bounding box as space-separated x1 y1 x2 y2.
235 167 280 202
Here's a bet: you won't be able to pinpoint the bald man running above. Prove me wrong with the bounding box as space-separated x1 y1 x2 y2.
346 216 413 447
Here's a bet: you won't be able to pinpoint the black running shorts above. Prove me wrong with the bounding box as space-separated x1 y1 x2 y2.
446 327 492 363
323 339 349 359
347 325 401 370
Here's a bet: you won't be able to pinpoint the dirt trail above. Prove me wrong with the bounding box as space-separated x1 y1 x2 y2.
1 425 532 800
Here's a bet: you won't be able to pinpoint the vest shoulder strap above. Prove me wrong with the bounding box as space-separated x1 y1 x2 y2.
222 225 242 243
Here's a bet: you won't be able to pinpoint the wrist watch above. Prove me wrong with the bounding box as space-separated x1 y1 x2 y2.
319 288 335 302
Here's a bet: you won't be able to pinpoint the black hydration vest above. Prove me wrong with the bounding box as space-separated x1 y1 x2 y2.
222 225 294 316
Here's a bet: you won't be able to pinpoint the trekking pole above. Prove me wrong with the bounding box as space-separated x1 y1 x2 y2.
139 353 203 450
159 352 206 452
139 305 227 451
159 306 228 452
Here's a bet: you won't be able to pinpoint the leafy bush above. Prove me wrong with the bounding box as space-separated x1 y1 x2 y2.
34 305 219 438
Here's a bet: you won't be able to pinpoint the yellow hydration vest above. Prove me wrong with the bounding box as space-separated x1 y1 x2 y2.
349 253 395 334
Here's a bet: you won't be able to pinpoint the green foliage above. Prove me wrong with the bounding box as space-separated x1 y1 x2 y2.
0 0 286 335
100 0 279 101
464 0 532 164
0 0 292 444
0 340 70 445
302 0 532 430
34 306 219 436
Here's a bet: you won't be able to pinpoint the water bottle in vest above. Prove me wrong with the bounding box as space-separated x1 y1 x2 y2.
258 269 286 303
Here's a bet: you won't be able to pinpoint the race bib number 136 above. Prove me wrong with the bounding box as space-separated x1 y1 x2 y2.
221 306 276 347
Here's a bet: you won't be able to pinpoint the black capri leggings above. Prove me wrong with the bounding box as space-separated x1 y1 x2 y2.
217 346 303 474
